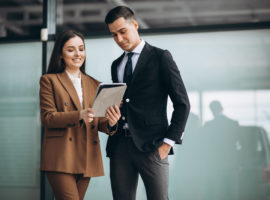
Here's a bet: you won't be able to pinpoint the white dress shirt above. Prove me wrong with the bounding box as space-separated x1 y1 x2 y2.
117 39 175 147
66 71 83 107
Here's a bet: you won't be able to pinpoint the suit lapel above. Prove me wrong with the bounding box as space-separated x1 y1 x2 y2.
81 73 96 108
112 53 125 83
113 43 153 84
57 72 82 110
131 43 153 85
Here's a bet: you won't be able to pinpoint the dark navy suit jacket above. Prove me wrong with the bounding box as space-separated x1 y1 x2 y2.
106 42 190 157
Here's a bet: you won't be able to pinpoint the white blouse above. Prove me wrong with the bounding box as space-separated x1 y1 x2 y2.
66 71 83 107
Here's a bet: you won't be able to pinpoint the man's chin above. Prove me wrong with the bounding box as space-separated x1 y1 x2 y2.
120 44 131 51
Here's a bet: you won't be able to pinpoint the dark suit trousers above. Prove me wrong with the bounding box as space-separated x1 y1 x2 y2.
46 172 90 200
110 136 169 200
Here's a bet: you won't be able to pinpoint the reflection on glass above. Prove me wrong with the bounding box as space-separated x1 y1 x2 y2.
257 90 270 140
199 91 270 200
203 90 270 134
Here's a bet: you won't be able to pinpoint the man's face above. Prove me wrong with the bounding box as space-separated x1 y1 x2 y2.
108 17 141 52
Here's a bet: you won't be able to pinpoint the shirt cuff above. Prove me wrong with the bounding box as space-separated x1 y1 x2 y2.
163 138 175 147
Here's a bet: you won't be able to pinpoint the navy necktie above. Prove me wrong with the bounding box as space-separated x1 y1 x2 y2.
123 52 134 85
120 52 134 129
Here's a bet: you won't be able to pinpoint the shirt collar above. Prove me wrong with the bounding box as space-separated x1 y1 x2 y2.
66 70 81 80
125 39 145 55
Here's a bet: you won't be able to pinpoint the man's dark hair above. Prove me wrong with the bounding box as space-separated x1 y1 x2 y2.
105 6 136 25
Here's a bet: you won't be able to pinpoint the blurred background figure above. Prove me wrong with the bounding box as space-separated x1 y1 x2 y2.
200 100 240 200
205 100 239 128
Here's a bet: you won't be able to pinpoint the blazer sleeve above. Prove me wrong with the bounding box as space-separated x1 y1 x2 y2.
160 50 190 143
39 75 81 128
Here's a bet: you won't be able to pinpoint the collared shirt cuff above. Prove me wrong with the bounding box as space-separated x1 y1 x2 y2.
163 138 175 147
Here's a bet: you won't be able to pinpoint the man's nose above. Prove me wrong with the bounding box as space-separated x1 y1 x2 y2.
116 35 123 42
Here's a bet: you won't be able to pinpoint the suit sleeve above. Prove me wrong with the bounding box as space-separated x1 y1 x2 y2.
97 117 117 136
39 75 81 128
160 50 190 144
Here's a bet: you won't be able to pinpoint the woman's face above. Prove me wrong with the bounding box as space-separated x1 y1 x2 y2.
62 36 86 71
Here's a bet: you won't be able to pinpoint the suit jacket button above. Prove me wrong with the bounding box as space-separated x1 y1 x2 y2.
93 141 98 145
126 98 130 103
65 102 69 106
69 137 72 141
91 125 95 129
122 116 125 121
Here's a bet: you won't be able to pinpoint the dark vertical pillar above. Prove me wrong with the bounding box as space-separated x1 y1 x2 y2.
40 1 56 200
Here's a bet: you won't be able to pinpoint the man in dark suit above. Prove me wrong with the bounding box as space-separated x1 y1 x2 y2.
105 6 190 200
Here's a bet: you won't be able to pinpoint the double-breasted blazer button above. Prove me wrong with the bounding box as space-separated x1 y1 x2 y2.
69 137 72 141
126 98 130 103
64 102 69 106
93 141 98 145
91 125 95 129
122 116 125 121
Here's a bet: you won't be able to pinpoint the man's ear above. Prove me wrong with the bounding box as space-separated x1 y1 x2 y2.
133 20 139 30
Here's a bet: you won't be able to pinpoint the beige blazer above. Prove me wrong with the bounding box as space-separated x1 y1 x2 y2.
39 72 115 177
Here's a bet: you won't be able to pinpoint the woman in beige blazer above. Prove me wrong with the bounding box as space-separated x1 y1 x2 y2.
39 30 121 200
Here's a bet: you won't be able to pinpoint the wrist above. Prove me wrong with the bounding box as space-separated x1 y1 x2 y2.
162 142 172 150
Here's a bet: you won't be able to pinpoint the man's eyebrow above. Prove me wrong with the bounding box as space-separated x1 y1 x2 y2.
111 28 126 34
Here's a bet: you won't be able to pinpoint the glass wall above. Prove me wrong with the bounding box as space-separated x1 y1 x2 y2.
0 42 42 199
0 28 269 199
83 29 270 200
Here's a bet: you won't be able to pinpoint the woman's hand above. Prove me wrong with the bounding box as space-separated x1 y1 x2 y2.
106 105 121 127
80 108 95 123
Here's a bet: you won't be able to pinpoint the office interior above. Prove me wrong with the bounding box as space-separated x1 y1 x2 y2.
0 0 270 199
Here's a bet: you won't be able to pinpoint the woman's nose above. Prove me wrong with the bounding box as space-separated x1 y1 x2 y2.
74 49 80 57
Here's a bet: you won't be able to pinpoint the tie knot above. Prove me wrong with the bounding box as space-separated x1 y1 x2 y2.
127 52 134 59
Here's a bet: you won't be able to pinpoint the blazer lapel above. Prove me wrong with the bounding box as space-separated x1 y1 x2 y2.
131 43 153 85
57 72 82 110
81 73 96 109
112 53 125 83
